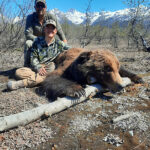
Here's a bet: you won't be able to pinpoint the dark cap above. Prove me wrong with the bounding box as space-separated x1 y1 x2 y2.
43 19 56 28
35 0 46 5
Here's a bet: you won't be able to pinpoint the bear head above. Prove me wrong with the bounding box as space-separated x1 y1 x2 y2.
72 49 123 92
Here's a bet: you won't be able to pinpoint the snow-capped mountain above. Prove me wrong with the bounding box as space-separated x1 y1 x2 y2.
2 6 149 26
49 6 150 26
49 8 86 24
66 9 86 24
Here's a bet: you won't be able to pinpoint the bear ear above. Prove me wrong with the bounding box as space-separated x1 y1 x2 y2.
77 51 92 64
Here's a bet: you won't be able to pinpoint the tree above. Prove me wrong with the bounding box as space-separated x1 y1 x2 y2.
110 22 120 48
0 0 33 51
79 0 95 48
123 0 150 49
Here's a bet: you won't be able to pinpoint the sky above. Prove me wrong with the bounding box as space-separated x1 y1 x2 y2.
46 0 127 13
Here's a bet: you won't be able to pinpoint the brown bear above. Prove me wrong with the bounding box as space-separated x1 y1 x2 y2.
42 48 143 99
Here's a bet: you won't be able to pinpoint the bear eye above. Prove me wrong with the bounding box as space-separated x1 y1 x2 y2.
104 66 112 72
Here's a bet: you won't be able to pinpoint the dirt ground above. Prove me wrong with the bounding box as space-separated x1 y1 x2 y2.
0 44 150 150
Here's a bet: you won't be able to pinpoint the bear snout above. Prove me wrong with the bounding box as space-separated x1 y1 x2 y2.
110 83 124 93
106 72 123 93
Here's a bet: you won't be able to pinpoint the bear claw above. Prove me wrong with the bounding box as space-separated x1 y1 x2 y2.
65 85 86 98
74 89 86 97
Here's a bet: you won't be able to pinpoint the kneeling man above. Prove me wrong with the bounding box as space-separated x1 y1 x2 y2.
7 20 70 90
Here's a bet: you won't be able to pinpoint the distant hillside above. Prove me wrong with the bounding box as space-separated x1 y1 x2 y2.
49 6 150 26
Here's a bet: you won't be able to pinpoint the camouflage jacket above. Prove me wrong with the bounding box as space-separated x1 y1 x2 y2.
30 37 70 72
25 11 66 41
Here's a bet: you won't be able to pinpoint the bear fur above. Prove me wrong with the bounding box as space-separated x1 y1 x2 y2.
42 48 143 99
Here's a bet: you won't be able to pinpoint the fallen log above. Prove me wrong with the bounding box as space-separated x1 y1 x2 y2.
0 77 131 132
0 84 102 132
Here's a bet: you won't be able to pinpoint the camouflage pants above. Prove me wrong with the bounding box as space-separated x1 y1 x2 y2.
15 62 55 87
24 40 33 67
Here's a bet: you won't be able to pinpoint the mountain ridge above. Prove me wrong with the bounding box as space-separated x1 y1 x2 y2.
49 6 150 26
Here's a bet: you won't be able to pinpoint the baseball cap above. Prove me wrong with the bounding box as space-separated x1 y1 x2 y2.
43 19 56 28
35 0 46 5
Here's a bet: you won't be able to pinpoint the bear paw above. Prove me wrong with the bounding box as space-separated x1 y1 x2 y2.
65 84 86 98
132 75 144 84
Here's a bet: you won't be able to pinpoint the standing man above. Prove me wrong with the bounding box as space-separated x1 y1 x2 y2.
25 0 67 66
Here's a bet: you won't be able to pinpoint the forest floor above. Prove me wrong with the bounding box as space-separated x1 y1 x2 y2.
0 44 150 150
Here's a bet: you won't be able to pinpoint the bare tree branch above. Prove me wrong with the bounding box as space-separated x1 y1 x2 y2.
79 0 95 48
0 0 33 51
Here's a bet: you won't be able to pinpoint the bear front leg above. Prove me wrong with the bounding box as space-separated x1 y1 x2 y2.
43 74 86 99
64 84 86 98
119 66 144 83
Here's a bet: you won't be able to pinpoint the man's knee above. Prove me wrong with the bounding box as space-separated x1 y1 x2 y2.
15 67 32 79
16 67 45 87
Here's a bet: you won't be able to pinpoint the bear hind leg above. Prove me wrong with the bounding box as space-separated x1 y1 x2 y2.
119 66 144 83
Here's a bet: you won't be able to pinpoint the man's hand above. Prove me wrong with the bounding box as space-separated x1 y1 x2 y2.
38 67 47 76
63 39 67 43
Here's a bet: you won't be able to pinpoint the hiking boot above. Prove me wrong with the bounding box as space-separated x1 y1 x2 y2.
7 80 25 90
